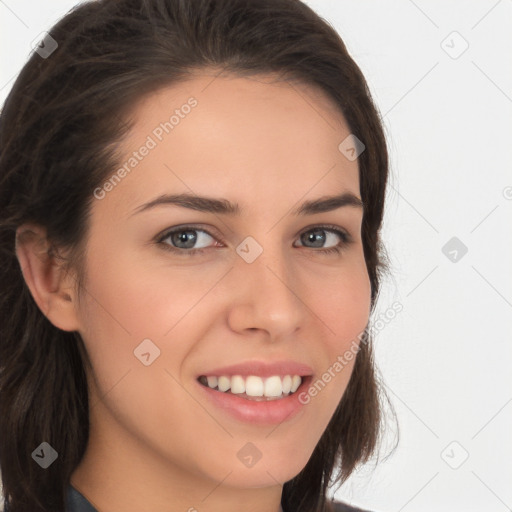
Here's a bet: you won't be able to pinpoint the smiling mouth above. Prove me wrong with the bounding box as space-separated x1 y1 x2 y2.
197 374 310 401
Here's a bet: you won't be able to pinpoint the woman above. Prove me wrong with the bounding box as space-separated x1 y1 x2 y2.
0 0 391 511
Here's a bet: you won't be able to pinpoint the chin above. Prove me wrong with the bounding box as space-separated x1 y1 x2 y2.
219 465 304 489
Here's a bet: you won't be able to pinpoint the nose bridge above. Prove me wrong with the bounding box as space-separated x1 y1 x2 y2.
227 234 304 337
238 232 291 286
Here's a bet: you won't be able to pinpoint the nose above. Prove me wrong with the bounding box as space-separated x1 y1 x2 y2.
225 242 306 341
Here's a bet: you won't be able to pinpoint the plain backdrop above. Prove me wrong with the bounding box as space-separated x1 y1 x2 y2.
1 1 511 511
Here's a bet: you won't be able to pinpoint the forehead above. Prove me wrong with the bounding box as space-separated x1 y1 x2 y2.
97 72 361 218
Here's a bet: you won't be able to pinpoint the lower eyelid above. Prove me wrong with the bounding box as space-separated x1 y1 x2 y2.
157 226 350 252
157 228 218 249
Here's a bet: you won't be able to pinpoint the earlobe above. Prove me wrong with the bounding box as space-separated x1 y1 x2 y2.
15 223 82 332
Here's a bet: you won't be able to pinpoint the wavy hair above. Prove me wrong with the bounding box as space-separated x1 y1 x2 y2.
0 1 392 511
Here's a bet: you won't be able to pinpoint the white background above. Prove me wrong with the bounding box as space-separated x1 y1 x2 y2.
1 1 511 511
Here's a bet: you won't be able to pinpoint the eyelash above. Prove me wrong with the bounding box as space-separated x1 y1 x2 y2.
155 224 352 257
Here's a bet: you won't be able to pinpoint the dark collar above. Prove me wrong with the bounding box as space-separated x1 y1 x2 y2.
67 486 98 512
66 485 371 512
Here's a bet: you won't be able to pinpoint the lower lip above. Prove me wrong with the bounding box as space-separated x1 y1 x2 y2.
196 376 312 425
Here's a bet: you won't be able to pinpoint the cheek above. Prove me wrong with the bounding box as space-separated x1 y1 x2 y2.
76 248 224 414
302 258 371 405
314 258 371 349
79 241 219 342
76 253 220 471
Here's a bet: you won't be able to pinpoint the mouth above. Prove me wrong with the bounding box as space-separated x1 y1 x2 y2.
194 360 314 424
196 371 313 425
197 374 312 401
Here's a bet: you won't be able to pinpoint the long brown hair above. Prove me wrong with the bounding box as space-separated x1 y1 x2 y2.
0 1 392 511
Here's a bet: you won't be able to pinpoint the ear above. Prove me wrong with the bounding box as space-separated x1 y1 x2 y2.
15 223 82 332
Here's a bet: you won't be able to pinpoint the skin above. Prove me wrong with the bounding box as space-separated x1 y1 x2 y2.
16 71 371 512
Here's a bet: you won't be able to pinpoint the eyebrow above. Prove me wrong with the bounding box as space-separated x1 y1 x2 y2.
130 191 363 217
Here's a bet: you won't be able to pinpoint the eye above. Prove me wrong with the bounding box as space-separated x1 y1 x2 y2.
157 226 219 255
294 225 351 255
155 224 352 256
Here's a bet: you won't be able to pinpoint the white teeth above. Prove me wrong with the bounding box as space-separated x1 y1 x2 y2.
264 376 282 397
282 375 292 394
217 376 231 392
199 374 304 398
291 375 301 393
230 375 245 394
245 376 264 396
206 376 218 388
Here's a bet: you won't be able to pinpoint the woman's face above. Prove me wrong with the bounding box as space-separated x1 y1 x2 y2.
73 72 371 491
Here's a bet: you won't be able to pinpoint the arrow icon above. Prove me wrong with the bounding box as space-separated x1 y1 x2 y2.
237 441 262 467
32 442 58 468
236 237 263 263
441 236 468 263
134 339 161 366
440 31 469 60
338 134 365 161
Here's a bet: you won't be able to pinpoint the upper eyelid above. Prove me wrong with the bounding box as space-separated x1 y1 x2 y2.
156 224 221 243
156 224 351 245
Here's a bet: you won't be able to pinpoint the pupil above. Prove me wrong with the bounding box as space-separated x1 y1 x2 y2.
173 230 197 248
305 229 325 248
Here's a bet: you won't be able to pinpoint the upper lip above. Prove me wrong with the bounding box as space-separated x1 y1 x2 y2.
197 360 313 378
